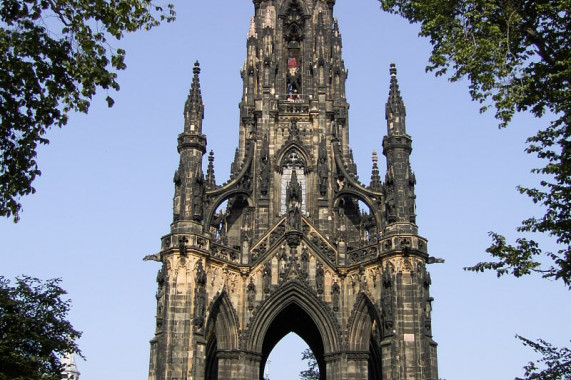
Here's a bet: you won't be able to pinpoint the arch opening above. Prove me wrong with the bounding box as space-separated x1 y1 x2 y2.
209 195 253 250
263 333 315 380
335 196 378 251
347 294 384 380
259 303 325 380
204 292 239 380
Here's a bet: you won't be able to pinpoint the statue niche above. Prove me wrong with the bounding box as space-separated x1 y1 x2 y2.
280 150 306 215
283 1 305 98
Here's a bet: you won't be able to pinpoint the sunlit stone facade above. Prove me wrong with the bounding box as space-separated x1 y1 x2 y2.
146 1 439 379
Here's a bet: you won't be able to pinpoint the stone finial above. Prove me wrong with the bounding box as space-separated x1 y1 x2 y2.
370 151 382 191
247 16 257 38
206 150 216 187
184 61 204 132
262 6 274 28
386 63 406 119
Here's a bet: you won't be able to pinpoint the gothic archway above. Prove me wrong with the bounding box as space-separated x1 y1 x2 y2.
204 292 239 380
260 303 325 380
347 293 384 380
245 280 341 379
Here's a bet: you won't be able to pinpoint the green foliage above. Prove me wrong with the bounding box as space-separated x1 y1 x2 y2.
0 276 82 380
0 0 175 222
300 348 319 380
515 336 571 380
379 0 571 289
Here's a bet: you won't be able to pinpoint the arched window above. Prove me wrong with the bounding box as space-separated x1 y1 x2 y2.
280 151 306 215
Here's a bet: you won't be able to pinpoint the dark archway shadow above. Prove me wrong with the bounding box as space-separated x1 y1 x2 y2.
368 336 382 380
259 303 326 380
205 336 218 380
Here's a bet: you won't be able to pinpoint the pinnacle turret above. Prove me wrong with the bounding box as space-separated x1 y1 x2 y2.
370 151 382 191
247 16 257 38
184 61 204 133
385 63 406 129
382 64 416 229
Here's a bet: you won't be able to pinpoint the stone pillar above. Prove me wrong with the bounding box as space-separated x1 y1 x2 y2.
346 352 369 379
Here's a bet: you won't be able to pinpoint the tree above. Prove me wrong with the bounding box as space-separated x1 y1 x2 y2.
299 348 319 380
0 276 82 380
515 336 571 380
377 0 570 378
0 0 175 222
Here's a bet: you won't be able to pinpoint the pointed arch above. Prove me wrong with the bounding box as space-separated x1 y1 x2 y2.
244 280 341 355
205 291 239 351
275 142 312 173
278 0 310 18
203 190 254 232
334 189 383 231
347 292 382 351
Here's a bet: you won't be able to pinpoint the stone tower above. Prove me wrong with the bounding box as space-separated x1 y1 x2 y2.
146 1 438 379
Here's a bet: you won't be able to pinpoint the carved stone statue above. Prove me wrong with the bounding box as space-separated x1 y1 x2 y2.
263 261 272 294
192 168 205 221
381 263 394 334
193 260 207 329
247 277 256 311
331 280 340 311
318 138 328 196
315 263 324 294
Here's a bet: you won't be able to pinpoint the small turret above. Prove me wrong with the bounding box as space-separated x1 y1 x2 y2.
173 61 207 222
382 64 416 230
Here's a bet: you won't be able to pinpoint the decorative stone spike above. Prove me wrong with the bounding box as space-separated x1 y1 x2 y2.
370 151 382 191
386 62 406 119
184 61 204 133
247 16 257 38
206 150 216 187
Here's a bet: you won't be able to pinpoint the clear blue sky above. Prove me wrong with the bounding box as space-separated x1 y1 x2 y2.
2 1 569 379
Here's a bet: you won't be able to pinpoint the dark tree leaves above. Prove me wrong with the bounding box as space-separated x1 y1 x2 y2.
0 276 82 380
515 336 571 380
0 0 175 221
300 348 320 380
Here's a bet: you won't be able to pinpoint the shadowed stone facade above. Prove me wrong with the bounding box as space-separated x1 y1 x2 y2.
146 1 439 379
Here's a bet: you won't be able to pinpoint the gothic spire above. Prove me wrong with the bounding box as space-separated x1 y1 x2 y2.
184 61 204 133
385 63 406 128
382 63 416 229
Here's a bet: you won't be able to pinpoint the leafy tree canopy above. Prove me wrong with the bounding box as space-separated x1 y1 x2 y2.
515 336 571 380
0 0 175 221
378 0 570 289
0 276 82 380
299 348 320 380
